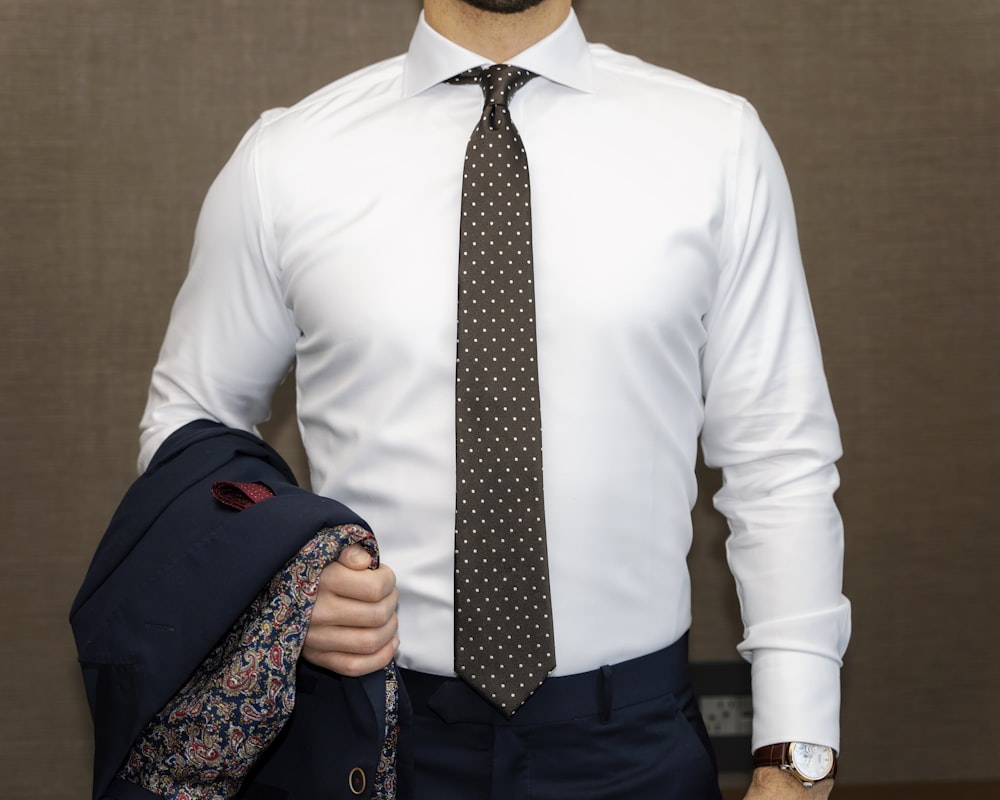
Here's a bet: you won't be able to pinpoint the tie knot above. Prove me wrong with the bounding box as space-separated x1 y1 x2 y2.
449 64 537 107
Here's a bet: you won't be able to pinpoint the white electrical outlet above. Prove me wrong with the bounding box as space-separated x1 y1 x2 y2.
698 694 753 737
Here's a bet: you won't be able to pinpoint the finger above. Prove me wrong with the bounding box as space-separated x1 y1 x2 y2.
337 543 375 570
302 635 400 678
306 612 398 656
318 560 396 603
309 587 399 630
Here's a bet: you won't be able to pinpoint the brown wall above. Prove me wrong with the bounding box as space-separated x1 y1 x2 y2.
2 1 997 796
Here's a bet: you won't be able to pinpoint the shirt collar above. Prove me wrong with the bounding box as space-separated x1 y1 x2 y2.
401 8 594 98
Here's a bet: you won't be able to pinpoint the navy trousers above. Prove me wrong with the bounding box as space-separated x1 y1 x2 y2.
401 635 722 800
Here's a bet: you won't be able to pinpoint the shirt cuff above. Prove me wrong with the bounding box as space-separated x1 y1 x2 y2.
749 649 842 753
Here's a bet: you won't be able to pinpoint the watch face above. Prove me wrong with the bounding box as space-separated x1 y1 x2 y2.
790 742 835 781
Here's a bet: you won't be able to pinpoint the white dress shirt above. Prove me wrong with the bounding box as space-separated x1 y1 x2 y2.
139 10 850 751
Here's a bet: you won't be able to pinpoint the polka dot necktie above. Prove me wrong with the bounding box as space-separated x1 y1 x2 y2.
449 64 556 717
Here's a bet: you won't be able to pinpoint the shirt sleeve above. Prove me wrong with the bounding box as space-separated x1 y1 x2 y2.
700 100 851 753
138 117 300 472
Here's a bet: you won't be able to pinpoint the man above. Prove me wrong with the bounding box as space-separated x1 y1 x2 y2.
137 0 850 797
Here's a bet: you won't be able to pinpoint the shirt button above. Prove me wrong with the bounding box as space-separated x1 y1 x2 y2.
348 766 367 795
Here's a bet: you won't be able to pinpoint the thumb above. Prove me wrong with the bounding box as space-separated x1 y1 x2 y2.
338 542 374 570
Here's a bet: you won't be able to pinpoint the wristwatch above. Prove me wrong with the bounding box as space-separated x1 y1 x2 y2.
753 742 838 787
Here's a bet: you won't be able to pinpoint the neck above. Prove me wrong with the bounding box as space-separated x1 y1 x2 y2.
423 0 572 63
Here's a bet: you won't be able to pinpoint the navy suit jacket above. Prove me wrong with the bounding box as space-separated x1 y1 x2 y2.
70 420 412 799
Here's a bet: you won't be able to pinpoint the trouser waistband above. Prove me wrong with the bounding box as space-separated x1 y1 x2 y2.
400 633 690 726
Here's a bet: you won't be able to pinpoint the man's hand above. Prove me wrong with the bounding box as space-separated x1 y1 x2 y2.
301 543 399 676
743 767 834 799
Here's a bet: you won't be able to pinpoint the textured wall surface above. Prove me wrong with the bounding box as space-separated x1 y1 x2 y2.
2 1 997 796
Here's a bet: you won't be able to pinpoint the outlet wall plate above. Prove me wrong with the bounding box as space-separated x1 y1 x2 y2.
699 693 753 737
691 661 754 773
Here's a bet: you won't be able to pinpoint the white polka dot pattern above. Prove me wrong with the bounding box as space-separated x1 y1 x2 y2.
449 65 555 717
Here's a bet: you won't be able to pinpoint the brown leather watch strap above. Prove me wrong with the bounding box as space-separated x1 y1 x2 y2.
753 742 791 769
